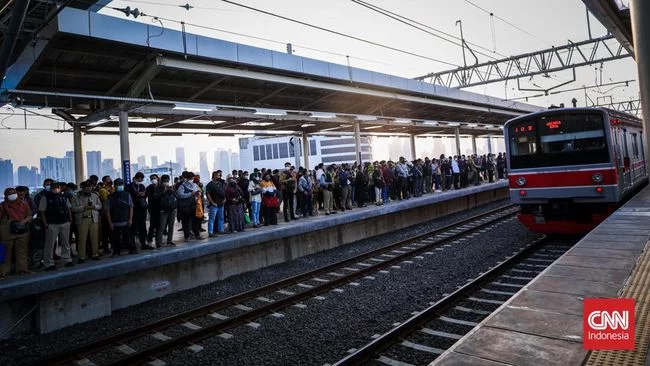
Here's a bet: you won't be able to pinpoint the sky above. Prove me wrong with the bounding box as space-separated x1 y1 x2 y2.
0 0 640 171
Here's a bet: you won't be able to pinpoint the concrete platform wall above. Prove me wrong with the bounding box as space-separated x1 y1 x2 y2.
1 185 507 337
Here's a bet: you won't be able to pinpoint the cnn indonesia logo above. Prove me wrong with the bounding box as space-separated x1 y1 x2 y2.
583 298 635 350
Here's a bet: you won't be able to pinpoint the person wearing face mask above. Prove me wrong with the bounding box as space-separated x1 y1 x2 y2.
38 182 73 270
105 179 134 256
98 176 114 255
155 175 177 247
248 171 263 228
238 171 251 220
260 173 278 226
176 171 202 242
0 187 32 278
225 177 245 233
127 172 152 250
71 181 102 263
145 174 160 245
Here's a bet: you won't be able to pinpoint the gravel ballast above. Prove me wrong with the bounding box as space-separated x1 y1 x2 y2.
0 198 524 366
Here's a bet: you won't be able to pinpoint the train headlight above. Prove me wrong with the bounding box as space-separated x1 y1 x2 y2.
516 177 527 186
592 173 604 183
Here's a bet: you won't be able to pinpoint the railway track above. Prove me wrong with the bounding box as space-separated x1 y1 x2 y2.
35 204 519 366
331 235 578 366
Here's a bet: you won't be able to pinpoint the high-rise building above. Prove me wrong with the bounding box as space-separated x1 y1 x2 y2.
176 147 186 171
0 159 14 191
151 156 158 168
102 159 116 178
216 149 230 173
86 151 102 177
40 154 74 183
137 155 146 170
199 152 209 181
17 166 38 187
230 152 239 171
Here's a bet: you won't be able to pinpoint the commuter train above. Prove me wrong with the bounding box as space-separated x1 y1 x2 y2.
504 107 648 234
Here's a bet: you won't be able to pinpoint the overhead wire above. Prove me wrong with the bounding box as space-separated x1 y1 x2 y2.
217 0 461 67
463 0 553 47
350 0 506 60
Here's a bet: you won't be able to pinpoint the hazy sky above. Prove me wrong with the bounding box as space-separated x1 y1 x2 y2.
0 0 639 170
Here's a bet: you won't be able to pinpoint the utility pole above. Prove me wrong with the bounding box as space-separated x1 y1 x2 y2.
456 20 467 67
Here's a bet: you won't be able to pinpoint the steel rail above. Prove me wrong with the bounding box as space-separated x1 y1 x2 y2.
37 204 517 366
332 234 553 365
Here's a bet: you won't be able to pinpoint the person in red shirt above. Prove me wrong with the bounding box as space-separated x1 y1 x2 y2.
0 187 33 278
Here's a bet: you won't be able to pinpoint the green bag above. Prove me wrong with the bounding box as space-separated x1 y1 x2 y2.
244 211 251 224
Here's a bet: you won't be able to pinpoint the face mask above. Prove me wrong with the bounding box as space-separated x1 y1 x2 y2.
44 185 51 191
151 179 158 185
162 182 170 187
116 186 125 192
7 194 18 201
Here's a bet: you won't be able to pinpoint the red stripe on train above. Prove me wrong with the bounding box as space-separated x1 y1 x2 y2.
508 169 617 188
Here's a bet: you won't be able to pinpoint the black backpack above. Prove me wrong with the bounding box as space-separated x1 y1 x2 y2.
160 192 178 212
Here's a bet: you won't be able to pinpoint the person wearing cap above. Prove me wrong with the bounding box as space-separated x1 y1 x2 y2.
39 181 74 270
105 178 134 256
71 181 102 263
0 187 32 278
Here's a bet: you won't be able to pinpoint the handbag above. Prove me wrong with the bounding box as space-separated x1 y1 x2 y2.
244 211 251 224
10 221 28 235
195 196 204 219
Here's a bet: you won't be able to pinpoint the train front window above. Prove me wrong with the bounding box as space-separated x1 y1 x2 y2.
508 112 610 169
539 115 606 154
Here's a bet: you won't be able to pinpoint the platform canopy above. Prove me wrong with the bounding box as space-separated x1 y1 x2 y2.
2 7 543 137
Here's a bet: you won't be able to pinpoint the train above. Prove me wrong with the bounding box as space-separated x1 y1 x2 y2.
504 107 648 234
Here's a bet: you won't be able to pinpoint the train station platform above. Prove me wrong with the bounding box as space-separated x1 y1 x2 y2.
0 181 508 338
432 184 650 366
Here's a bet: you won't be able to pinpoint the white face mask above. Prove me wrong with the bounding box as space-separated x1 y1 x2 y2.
7 194 18 201
151 179 158 185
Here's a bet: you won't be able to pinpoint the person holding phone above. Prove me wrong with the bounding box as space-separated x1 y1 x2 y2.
71 181 102 262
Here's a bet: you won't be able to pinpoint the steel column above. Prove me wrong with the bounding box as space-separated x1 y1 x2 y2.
454 128 461 156
0 0 30 82
119 111 132 183
73 125 84 184
302 132 310 170
354 122 362 165
471 135 477 155
410 134 417 160
630 0 650 173
487 135 493 154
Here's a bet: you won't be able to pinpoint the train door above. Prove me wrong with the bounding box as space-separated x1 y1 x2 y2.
622 128 631 188
640 134 647 177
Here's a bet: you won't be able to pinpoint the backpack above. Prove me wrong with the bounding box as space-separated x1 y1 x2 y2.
160 192 178 212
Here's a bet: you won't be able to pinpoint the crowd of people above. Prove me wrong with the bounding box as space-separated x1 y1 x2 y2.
0 152 506 279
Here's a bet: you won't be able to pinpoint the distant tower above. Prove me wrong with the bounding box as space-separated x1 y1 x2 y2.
199 152 209 181
176 147 186 171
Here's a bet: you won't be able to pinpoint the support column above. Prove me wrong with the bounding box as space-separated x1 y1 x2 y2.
73 125 84 184
354 122 362 165
454 128 461 156
302 132 310 171
410 134 417 160
471 135 477 155
487 135 493 154
630 0 650 173
119 111 132 184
